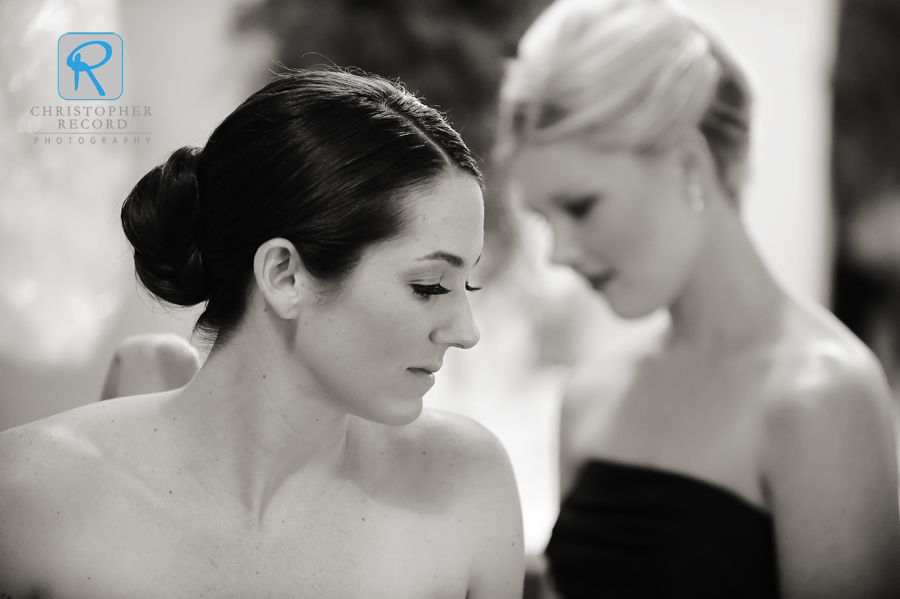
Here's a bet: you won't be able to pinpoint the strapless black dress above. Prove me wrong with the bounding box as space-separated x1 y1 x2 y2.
545 459 780 598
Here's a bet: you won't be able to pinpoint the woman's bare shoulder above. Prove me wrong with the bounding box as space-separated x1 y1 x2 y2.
0 405 112 586
761 322 896 475
0 393 179 584
760 300 897 478
1 403 111 484
765 298 892 416
385 409 524 596
761 296 897 499
387 408 515 483
762 332 894 468
761 300 900 595
0 393 175 506
370 408 521 523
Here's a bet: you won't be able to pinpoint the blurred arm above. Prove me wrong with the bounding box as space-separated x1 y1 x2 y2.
99 333 201 400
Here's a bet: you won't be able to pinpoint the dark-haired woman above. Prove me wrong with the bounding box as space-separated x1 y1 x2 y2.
0 70 523 597
498 0 900 597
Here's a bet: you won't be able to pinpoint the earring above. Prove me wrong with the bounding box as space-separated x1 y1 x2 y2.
688 181 706 215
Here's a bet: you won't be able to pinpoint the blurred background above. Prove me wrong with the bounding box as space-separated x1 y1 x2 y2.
1 0 896 554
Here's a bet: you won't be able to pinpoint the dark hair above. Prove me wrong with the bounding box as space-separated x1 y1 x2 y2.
122 69 482 341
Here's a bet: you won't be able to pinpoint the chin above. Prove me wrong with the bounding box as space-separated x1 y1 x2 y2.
606 294 662 320
361 395 424 427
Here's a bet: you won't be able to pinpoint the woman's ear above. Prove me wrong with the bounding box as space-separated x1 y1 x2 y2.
677 129 721 214
679 129 716 187
252 238 313 320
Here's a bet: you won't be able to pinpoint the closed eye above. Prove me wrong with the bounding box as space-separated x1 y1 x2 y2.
412 283 482 299
561 195 599 220
411 283 450 299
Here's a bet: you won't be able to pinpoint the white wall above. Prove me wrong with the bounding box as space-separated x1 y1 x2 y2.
683 0 838 304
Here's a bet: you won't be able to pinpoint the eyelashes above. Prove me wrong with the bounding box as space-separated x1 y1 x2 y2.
412 284 449 298
411 283 482 299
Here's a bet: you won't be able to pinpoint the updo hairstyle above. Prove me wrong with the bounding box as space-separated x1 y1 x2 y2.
497 0 752 200
122 69 482 342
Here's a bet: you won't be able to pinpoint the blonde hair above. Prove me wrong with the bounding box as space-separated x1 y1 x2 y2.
498 0 752 198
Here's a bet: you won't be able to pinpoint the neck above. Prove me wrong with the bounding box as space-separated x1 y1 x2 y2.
667 199 787 355
167 322 356 526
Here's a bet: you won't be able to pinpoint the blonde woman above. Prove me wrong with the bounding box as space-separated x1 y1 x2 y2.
498 0 900 597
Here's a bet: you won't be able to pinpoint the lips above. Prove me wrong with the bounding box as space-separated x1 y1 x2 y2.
408 366 440 375
586 271 615 291
407 367 438 390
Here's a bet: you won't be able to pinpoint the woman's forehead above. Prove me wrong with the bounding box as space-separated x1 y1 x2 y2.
369 175 485 261
510 144 607 201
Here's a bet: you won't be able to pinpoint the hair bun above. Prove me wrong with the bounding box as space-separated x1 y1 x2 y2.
121 146 207 306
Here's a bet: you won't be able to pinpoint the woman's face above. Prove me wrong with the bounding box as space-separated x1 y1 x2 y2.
295 172 484 426
510 141 705 319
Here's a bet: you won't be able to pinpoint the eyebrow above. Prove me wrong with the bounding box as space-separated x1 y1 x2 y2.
417 251 481 269
550 192 600 207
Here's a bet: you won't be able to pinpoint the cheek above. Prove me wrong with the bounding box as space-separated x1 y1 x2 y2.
632 204 702 293
591 191 699 302
303 292 431 424
336 293 424 367
582 200 656 266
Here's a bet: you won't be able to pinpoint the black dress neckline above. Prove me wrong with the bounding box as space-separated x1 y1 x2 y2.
546 457 781 598
575 457 771 515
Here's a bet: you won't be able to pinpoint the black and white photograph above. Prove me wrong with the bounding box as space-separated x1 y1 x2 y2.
1 0 899 597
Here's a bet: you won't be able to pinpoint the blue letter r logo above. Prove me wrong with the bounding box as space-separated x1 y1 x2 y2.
58 33 123 101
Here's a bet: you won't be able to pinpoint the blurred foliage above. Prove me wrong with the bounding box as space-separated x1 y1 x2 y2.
237 0 548 161
235 0 551 270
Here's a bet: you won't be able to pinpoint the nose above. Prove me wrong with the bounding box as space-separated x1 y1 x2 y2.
431 294 481 350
